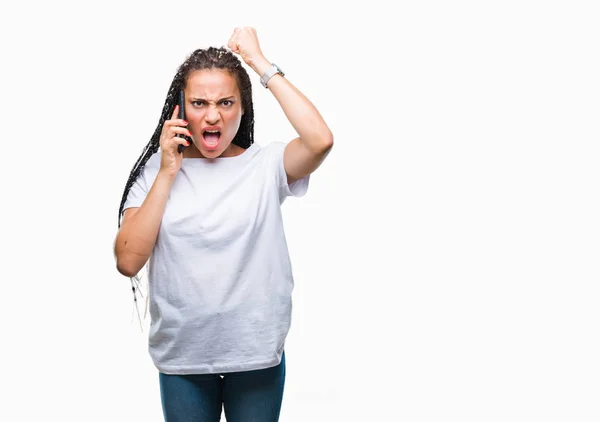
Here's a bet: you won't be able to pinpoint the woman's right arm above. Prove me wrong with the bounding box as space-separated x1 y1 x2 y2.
114 103 191 277
114 170 176 277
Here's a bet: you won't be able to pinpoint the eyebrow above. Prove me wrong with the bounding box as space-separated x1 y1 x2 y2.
190 96 236 101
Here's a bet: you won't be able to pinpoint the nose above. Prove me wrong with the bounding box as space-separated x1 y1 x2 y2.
205 105 220 124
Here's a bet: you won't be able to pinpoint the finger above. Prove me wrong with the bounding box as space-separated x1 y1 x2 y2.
164 118 188 128
164 132 190 149
169 126 192 138
171 104 179 120
230 29 242 48
228 34 237 51
173 136 190 146
171 136 191 151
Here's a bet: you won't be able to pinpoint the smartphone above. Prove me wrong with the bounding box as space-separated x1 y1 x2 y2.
177 90 187 154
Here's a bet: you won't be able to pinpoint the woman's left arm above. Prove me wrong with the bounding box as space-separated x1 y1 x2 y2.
228 27 334 184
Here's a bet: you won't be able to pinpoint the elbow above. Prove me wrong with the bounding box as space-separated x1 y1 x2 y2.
116 262 135 278
115 256 141 278
322 131 334 151
114 234 144 278
315 130 334 154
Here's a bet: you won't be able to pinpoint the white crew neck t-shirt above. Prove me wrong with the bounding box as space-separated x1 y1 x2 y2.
122 141 309 374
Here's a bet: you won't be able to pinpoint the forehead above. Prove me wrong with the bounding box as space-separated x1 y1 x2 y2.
185 69 240 98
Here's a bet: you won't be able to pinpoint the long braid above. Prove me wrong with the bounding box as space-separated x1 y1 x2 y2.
117 73 185 228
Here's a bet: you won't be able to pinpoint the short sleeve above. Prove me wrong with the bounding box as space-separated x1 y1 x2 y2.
122 174 147 211
268 141 310 201
120 153 160 221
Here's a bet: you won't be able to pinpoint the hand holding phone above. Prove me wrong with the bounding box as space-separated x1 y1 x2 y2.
157 93 189 176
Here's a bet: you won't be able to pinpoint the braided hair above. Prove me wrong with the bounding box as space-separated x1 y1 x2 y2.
117 46 255 228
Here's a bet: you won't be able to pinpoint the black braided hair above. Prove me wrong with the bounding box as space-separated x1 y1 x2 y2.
117 46 255 228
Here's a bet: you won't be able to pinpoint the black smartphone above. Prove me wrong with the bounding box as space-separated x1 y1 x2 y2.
177 90 187 154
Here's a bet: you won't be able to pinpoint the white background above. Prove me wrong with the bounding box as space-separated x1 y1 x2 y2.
0 0 598 421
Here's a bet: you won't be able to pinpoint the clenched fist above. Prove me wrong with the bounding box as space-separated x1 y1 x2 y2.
227 27 267 71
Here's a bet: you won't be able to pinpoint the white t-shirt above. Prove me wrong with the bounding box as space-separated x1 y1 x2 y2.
122 141 309 375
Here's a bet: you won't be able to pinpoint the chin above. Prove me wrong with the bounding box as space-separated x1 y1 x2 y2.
201 150 222 159
205 141 240 158
194 139 222 158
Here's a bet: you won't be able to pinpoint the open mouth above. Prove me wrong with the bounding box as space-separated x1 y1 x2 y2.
202 130 221 149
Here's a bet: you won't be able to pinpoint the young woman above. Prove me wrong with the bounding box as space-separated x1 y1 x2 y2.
114 27 333 421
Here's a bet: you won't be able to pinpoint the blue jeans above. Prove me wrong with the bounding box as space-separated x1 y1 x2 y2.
159 352 286 422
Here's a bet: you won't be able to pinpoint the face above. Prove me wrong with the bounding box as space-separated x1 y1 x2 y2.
183 69 245 159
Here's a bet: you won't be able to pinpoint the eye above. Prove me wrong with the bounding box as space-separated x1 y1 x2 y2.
192 100 205 107
221 100 235 107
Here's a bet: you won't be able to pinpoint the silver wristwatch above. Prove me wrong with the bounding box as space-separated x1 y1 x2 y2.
260 63 285 88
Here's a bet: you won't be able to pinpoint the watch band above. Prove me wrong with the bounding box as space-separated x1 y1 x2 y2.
260 63 284 88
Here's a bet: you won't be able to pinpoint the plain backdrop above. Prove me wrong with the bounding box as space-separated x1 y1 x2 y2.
0 0 598 421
